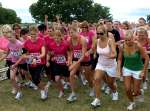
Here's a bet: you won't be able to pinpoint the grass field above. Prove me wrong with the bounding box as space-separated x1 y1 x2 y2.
0 61 150 111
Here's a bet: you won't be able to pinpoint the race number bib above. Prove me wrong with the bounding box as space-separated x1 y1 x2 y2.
10 50 21 57
54 55 66 64
74 50 82 59
28 53 41 64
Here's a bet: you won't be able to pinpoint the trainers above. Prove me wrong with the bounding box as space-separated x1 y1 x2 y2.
143 81 148 90
127 102 135 110
91 98 101 107
24 81 32 87
15 92 22 100
11 88 17 95
40 90 47 100
58 91 64 98
105 87 110 95
101 83 106 91
112 91 119 101
89 89 95 97
67 93 77 102
64 83 70 90
30 82 38 90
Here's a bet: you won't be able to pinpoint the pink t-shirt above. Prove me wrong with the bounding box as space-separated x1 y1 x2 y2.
7 40 23 63
80 31 95 49
48 40 69 65
24 38 46 65
0 36 9 51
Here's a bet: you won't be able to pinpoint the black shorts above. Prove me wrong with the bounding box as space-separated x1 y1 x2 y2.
18 63 28 71
5 60 14 79
29 65 44 85
52 63 69 77
90 53 99 70
45 61 54 75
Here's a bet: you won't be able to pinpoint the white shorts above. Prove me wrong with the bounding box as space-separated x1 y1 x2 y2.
122 67 142 80
95 63 116 77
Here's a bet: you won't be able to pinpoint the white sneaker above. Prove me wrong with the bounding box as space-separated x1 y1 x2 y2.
30 82 38 90
105 87 110 95
15 92 22 100
89 89 95 97
127 102 135 110
40 90 47 100
91 98 101 107
25 81 32 87
101 83 106 91
58 91 64 98
112 92 119 101
143 81 148 90
11 88 17 95
67 93 77 102
64 83 70 90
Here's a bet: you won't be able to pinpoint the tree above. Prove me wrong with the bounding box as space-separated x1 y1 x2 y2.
147 15 150 23
29 0 112 23
0 5 21 24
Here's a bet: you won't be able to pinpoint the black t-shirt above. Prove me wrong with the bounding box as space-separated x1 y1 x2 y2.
108 29 120 42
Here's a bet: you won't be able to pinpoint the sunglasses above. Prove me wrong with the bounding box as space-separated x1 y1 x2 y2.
97 32 104 35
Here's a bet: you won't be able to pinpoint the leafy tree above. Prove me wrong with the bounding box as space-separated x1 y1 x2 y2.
29 0 112 23
0 5 21 24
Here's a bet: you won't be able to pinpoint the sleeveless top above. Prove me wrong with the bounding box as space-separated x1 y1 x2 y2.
123 51 143 71
97 39 116 68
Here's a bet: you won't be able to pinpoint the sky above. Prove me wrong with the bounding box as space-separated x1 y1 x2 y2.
0 0 150 23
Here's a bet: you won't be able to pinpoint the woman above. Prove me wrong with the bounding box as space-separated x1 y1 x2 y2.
117 30 149 110
23 26 48 100
67 27 87 102
91 25 118 107
0 29 23 100
136 28 150 90
46 30 71 98
79 21 96 87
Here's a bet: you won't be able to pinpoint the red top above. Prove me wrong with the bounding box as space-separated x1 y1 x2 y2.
47 39 69 65
24 38 46 66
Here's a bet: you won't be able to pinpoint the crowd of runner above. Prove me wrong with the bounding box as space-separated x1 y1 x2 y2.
0 15 150 110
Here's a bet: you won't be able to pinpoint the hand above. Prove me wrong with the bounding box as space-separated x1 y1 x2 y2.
116 66 121 78
85 52 90 57
32 58 37 65
11 64 17 69
66 60 72 66
45 15 48 20
139 70 146 79
46 61 50 67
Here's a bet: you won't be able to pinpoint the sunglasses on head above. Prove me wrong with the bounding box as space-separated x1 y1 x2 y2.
97 32 104 35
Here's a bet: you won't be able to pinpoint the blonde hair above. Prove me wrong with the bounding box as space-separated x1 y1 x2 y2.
29 26 38 33
124 30 135 55
137 27 148 37
2 25 12 33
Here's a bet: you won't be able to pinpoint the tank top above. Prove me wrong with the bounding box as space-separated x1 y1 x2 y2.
70 37 82 61
123 51 143 71
97 39 116 68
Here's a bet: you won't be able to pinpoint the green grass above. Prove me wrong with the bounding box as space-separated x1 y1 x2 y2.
0 60 5 68
0 77 150 111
